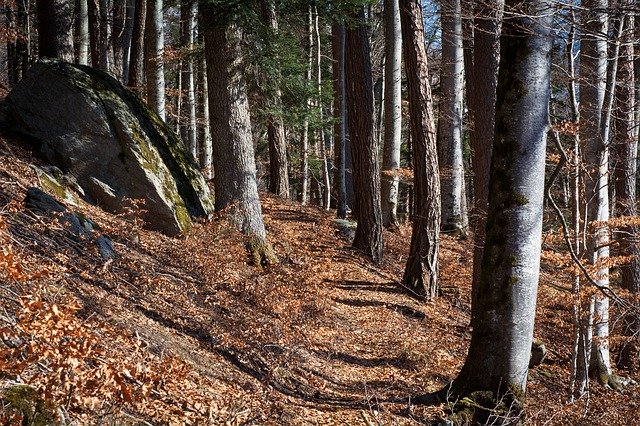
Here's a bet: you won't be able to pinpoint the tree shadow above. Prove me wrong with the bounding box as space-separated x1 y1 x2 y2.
333 280 407 295
332 297 426 320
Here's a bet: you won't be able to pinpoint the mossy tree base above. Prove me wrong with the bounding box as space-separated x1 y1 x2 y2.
438 389 525 426
248 237 278 268
3 385 58 426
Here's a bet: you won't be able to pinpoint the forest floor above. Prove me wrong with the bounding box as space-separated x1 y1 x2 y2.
0 129 639 425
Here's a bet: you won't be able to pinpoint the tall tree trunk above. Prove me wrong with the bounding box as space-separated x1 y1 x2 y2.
400 0 440 299
260 0 289 199
468 0 504 309
36 0 74 61
332 20 348 219
381 0 402 228
180 0 197 159
199 56 213 179
144 0 165 120
87 0 99 66
74 0 89 65
438 0 467 235
613 8 640 369
128 0 146 89
314 6 331 210
577 0 610 395
444 1 552 418
300 6 312 205
98 0 111 71
202 12 274 263
7 0 30 85
345 7 383 264
112 0 126 79
121 0 135 83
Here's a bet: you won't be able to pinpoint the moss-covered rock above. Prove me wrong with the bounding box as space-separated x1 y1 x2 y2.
6 59 214 236
3 385 59 426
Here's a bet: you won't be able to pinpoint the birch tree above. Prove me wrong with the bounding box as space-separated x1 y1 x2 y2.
332 20 348 219
144 0 165 120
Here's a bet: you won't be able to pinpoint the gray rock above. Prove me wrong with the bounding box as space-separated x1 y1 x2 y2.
6 59 214 236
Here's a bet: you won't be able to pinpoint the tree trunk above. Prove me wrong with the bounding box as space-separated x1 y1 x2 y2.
112 0 126 79
444 1 552 419
144 0 165 120
199 56 213 179
74 0 89 65
332 20 348 219
613 8 640 369
313 6 331 210
121 0 135 83
381 0 402 228
438 0 467 235
577 0 610 395
36 0 74 61
400 0 440 299
128 0 146 89
180 0 197 160
468 0 504 309
345 7 383 264
98 0 111 71
260 0 290 199
202 13 273 263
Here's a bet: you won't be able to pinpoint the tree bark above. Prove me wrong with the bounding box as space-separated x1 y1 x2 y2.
380 0 402 228
260 0 290 199
144 0 165 120
332 20 348 219
438 0 467 235
400 0 440 299
203 12 272 263
180 0 197 160
444 1 552 418
345 7 383 264
36 0 74 61
467 0 504 309
128 0 146 89
74 0 89 65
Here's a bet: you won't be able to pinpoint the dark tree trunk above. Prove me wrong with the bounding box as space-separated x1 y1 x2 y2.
400 0 440 299
260 0 290 198
87 0 99 66
443 1 552 420
128 0 146 89
36 0 74 61
345 8 383 264
112 0 126 80
332 20 348 219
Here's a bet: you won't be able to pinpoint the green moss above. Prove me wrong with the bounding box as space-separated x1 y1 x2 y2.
3 385 58 426
513 193 529 206
247 237 278 268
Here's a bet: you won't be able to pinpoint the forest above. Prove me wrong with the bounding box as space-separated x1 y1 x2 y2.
0 0 638 424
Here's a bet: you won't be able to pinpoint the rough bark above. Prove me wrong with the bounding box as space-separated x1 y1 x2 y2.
300 6 312 205
144 0 165 120
260 0 289 199
36 0 74 62
443 1 552 418
380 0 402 228
203 14 271 260
121 0 135 83
345 8 383 264
468 0 504 308
438 0 467 235
74 0 89 65
332 21 348 219
180 0 197 160
400 0 440 299
128 0 146 89
198 56 213 179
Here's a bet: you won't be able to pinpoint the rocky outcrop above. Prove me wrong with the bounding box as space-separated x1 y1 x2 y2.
5 59 213 236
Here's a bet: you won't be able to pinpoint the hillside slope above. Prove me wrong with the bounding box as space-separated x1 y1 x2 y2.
0 132 638 425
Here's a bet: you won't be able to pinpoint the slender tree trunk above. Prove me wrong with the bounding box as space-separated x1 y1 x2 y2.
98 0 110 71
121 0 135 83
300 6 313 205
438 0 467 235
36 0 74 61
400 0 440 299
112 0 126 79
381 0 402 228
144 0 165 120
332 20 348 219
75 0 89 65
345 7 383 264
260 0 290 199
7 1 30 85
128 0 146 89
613 9 640 369
576 0 609 396
314 6 331 210
468 0 504 309
87 0 99 66
444 2 552 418
202 14 274 263
180 0 197 159
199 56 213 180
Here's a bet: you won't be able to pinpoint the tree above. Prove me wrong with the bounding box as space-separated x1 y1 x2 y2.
438 0 467 235
144 0 165 120
399 0 440 299
437 0 552 420
128 0 146 89
180 0 198 159
331 19 348 219
260 0 290 199
202 6 274 263
74 0 89 65
466 0 504 305
36 0 74 61
380 0 402 228
345 7 383 264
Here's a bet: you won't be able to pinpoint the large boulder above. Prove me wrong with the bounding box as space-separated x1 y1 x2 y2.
5 59 214 236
